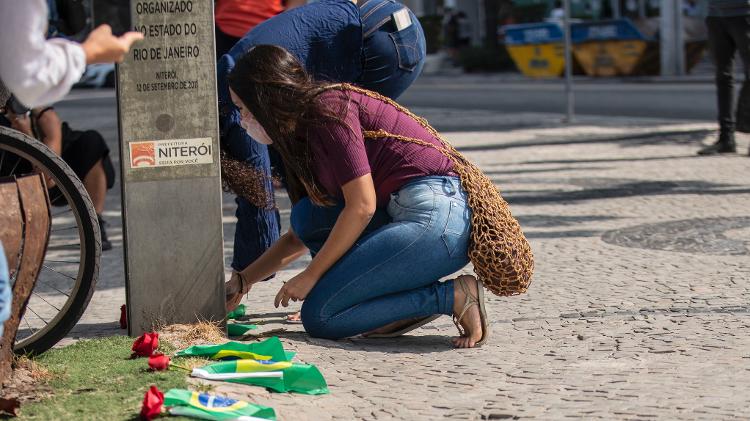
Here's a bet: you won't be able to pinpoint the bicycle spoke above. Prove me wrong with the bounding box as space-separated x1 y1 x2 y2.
38 279 71 297
47 242 82 251
6 154 21 175
23 317 37 336
32 292 62 312
52 208 74 218
44 259 81 264
49 190 65 204
42 264 77 280
52 225 78 232
25 305 49 326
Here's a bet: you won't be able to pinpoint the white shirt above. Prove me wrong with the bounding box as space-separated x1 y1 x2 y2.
0 0 86 107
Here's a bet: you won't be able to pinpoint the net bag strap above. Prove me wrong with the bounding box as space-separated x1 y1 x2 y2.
330 83 534 296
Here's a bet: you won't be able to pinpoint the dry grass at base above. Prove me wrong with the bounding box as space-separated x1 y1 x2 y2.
158 321 227 351
1 356 55 404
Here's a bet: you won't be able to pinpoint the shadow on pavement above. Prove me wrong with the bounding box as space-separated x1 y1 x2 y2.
501 179 750 205
456 130 713 152
521 154 702 165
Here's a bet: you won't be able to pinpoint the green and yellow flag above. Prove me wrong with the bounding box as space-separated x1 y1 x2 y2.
175 337 294 362
227 323 259 337
164 389 276 420
191 359 329 395
226 304 246 320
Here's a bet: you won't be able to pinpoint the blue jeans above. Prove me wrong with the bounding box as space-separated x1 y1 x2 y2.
0 242 10 338
358 0 427 98
292 176 471 340
221 0 427 271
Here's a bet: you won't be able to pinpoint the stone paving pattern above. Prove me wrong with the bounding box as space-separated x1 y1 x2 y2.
53 92 750 420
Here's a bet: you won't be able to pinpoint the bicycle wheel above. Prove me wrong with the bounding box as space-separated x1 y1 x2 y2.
0 126 100 355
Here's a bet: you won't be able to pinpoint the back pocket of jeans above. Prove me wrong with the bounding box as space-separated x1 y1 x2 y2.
389 21 423 72
441 201 470 258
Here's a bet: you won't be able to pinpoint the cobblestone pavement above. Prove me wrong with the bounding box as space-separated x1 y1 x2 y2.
52 92 750 420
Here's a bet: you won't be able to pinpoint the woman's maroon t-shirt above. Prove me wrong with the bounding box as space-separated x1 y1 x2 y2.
307 90 453 207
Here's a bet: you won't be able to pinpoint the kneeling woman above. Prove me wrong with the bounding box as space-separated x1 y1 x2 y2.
227 45 488 348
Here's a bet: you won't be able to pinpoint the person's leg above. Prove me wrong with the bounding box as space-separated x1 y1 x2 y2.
61 129 113 250
83 159 107 214
83 158 113 251
727 15 750 136
233 198 281 271
700 16 738 154
300 177 473 340
357 0 427 99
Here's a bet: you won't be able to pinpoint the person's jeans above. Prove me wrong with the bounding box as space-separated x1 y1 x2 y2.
293 176 472 340
222 0 427 272
706 16 750 133
358 0 427 99
0 242 11 338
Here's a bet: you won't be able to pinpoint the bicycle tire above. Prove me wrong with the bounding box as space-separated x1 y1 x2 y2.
0 126 100 355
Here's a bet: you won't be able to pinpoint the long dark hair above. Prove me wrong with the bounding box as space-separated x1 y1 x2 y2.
227 44 349 206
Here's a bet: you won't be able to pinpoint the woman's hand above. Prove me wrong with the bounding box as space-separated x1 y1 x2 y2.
274 270 319 308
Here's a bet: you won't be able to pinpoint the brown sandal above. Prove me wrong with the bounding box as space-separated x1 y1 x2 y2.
452 276 489 347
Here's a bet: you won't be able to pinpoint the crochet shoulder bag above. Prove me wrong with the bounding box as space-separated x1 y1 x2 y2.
332 84 534 296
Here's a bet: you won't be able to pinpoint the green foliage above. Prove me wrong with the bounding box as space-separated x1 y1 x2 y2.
15 336 190 421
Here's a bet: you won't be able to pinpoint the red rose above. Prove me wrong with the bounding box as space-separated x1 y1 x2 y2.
132 332 159 357
148 353 170 371
120 304 128 329
140 385 164 420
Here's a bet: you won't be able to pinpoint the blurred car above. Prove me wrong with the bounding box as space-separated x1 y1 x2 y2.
74 63 116 88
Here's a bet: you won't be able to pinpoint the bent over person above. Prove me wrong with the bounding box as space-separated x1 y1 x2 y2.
225 45 534 348
219 0 427 309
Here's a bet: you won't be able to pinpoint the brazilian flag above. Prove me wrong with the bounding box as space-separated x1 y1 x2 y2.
227 323 258 337
164 389 276 420
191 359 329 395
175 337 294 362
226 304 246 320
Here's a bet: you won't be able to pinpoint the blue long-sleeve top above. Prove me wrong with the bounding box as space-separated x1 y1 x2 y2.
217 0 363 162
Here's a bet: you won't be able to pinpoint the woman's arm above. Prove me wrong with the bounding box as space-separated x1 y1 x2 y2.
306 174 376 278
275 173 377 307
238 229 308 285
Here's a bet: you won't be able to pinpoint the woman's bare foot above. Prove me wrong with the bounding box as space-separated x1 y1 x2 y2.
286 311 302 323
226 272 252 312
451 275 484 348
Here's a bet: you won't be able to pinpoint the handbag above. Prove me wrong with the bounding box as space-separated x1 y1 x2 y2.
334 84 534 296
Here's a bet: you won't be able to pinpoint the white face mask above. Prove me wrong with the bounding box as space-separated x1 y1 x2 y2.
239 112 273 145
230 88 273 145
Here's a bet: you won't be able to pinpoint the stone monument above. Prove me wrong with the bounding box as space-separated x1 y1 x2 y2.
116 0 225 335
